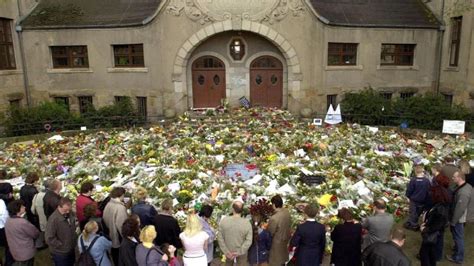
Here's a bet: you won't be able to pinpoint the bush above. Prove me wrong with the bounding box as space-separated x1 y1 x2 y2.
341 89 473 130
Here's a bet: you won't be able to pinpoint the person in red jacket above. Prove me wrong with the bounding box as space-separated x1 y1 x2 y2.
76 182 101 224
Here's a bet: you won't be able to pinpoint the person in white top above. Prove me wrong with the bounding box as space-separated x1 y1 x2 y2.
179 213 209 266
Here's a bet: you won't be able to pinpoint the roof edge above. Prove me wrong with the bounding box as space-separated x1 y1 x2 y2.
303 0 330 25
325 22 441 30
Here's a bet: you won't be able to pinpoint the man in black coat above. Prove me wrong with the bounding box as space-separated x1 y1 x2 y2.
362 228 411 266
152 198 182 249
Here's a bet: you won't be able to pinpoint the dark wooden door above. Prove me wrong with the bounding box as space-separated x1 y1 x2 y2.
192 56 226 108
250 56 283 108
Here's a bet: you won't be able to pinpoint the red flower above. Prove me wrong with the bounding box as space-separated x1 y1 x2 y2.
330 195 338 202
246 164 257 170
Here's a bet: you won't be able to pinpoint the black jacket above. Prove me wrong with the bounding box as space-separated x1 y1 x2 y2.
290 220 326 266
330 222 362 266
131 201 157 228
118 237 138 266
423 203 449 234
152 214 182 249
43 190 61 220
362 241 411 266
20 184 39 227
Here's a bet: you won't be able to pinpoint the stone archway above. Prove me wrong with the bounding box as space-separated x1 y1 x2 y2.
171 20 302 109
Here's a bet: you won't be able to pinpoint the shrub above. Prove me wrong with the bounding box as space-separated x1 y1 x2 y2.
340 88 393 125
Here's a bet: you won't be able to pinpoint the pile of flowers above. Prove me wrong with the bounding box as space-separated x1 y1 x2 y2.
0 108 473 230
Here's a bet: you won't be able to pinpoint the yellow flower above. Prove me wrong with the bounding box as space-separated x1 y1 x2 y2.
318 194 333 207
266 154 278 162
205 144 214 151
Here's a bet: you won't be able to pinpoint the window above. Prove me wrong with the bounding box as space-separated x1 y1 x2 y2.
115 96 128 103
9 99 20 109
0 18 16 70
54 97 70 111
449 17 462 66
400 92 415 100
229 38 245 61
380 92 393 100
327 43 358 65
380 44 415 66
78 96 93 114
137 97 147 117
113 44 144 67
51 46 89 68
327 94 337 111
442 93 453 106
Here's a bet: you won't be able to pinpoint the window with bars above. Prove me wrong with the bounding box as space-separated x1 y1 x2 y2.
113 44 144 67
51 46 89 68
78 96 93 114
0 18 16 70
380 92 393 100
449 17 462 67
327 43 358 66
229 38 245 61
54 97 70 111
400 92 415 100
327 94 337 111
115 96 128 103
9 99 21 109
136 97 147 117
442 93 453 106
380 44 415 66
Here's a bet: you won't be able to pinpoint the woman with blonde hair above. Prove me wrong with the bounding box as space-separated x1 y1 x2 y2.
135 225 168 266
77 220 112 266
179 213 209 266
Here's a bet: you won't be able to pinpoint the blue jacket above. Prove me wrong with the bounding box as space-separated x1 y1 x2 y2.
78 233 113 266
248 228 272 264
406 176 431 204
132 201 157 227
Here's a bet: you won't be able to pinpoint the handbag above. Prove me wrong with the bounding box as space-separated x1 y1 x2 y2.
422 231 439 245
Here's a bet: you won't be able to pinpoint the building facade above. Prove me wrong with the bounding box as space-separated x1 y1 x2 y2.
0 0 473 117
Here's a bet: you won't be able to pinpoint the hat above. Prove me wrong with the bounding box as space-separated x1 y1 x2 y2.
0 183 13 195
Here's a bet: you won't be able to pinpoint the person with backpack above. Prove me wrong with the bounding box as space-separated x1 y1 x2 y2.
119 215 141 266
103 187 129 265
78 220 112 266
136 225 168 266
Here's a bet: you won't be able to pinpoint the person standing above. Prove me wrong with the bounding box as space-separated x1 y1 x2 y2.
441 157 459 181
45 197 77 266
135 225 168 266
361 199 394 250
0 181 14 266
132 187 157 228
419 185 450 266
404 165 431 231
268 195 291 266
180 213 209 265
362 228 410 266
152 198 182 249
330 208 362 266
458 160 474 187
43 179 62 220
217 201 253 266
31 180 50 249
119 215 141 266
78 221 112 266
446 171 473 264
5 200 39 266
19 172 39 228
103 187 129 266
198 205 215 265
76 182 102 226
289 203 326 266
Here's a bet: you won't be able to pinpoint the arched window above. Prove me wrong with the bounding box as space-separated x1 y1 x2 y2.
229 38 245 61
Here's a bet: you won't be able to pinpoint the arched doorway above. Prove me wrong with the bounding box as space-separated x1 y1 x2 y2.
250 56 283 108
192 56 226 108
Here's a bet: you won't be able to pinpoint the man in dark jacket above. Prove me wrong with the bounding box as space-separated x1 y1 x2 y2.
404 165 431 230
131 187 157 227
152 198 182 248
43 179 62 220
45 197 76 266
362 228 411 266
20 172 40 227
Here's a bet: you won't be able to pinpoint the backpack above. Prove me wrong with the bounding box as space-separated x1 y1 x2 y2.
145 247 169 266
77 236 101 266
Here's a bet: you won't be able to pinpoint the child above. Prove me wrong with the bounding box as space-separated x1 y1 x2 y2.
161 243 181 266
404 164 431 231
248 218 272 266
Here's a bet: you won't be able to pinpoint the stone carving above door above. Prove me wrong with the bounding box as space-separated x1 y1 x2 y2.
167 0 305 24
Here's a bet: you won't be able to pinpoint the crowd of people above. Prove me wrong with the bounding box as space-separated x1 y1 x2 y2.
0 157 471 266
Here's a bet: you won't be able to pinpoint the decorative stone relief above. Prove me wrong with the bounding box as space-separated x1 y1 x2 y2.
167 0 305 24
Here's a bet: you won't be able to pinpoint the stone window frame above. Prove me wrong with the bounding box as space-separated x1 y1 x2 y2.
441 93 453 106
77 96 93 114
136 96 147 117
449 17 462 67
0 18 16 70
400 92 415 100
51 46 89 69
380 44 416 66
53 96 70 111
112 44 145 68
327 43 358 66
380 92 393 100
228 37 247 62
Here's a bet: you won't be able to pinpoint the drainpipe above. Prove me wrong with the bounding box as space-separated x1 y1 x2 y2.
435 0 446 95
16 0 31 107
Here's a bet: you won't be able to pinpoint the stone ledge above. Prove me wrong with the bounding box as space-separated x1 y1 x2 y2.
106 67 149 73
46 68 93 74
325 65 363 71
376 65 419 71
0 70 23 76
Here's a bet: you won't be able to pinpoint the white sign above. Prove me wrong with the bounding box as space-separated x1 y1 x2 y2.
324 104 342 125
442 120 465 134
312 118 323 126
80 126 87 131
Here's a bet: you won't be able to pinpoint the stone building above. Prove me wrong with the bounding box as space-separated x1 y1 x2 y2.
0 0 473 117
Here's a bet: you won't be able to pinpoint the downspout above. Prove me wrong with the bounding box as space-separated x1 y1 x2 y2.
435 0 446 95
16 0 31 107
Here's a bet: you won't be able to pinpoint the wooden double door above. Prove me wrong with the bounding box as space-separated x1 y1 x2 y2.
192 56 226 108
250 56 283 108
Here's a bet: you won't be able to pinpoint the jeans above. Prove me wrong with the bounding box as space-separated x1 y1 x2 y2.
450 223 464 262
51 252 75 266
407 201 424 227
435 228 444 261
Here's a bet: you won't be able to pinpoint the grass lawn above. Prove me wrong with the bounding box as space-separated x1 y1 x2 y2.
2 220 473 265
